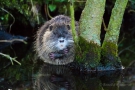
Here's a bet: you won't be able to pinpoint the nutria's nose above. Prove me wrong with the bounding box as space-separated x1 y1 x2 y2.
59 40 64 43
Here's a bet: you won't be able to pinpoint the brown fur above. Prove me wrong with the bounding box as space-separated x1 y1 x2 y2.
34 15 78 65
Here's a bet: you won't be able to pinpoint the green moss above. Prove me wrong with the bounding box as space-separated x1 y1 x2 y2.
102 41 118 57
101 41 121 67
75 36 101 68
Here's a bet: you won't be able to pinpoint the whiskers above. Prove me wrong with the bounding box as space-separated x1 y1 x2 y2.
67 38 74 47
67 38 74 43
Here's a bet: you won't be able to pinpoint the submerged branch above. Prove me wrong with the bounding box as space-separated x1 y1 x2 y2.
0 52 21 65
0 39 27 44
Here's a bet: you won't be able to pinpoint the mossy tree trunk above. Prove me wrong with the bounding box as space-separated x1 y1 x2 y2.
78 0 106 68
101 0 128 67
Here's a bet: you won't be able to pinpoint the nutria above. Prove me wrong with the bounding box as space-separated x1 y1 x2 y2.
34 15 78 65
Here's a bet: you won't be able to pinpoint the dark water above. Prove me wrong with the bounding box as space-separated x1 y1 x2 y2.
0 61 134 90
33 64 135 90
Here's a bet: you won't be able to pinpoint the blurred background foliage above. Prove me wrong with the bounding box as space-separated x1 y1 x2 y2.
0 0 135 88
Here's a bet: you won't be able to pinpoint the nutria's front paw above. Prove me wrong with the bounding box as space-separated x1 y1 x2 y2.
49 52 55 60
63 48 69 55
49 52 64 59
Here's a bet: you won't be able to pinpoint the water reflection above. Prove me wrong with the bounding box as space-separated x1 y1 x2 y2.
33 61 135 90
120 60 135 90
33 64 76 90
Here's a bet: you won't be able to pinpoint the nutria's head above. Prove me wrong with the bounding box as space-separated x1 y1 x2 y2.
44 24 74 50
35 15 78 65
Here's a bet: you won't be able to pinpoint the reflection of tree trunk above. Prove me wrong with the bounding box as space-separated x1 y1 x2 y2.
101 0 128 67
79 0 106 67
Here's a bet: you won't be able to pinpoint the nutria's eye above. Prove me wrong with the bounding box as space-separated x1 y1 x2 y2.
49 25 53 31
67 25 70 30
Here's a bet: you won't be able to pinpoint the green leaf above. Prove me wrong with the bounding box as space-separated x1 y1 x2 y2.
44 0 50 4
0 17 4 20
49 4 56 12
55 0 66 2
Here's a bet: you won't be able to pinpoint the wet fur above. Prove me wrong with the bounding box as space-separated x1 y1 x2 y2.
34 15 78 65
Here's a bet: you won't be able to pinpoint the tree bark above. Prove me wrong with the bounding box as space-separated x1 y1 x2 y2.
79 0 106 68
101 0 128 67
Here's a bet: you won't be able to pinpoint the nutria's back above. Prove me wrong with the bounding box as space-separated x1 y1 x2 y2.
34 15 78 65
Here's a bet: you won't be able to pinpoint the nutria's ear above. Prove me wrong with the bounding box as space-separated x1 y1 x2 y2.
49 25 53 31
67 25 70 30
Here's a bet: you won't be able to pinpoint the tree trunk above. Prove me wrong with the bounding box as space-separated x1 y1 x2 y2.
101 0 128 67
78 0 106 68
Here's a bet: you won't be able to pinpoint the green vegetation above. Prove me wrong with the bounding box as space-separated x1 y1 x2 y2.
0 0 135 86
76 37 101 68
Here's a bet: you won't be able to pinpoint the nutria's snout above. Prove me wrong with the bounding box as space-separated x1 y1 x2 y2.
34 15 78 65
57 37 68 50
50 25 74 51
